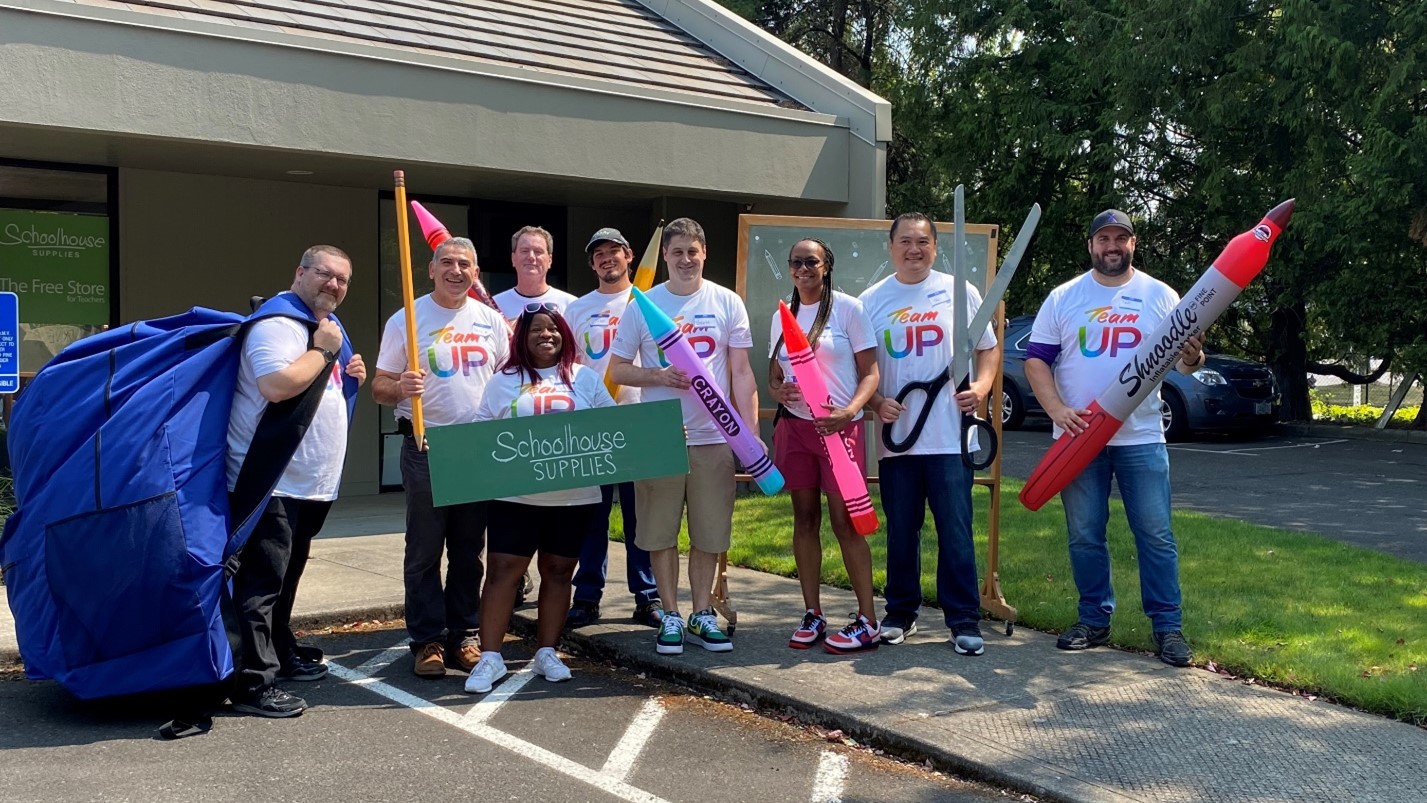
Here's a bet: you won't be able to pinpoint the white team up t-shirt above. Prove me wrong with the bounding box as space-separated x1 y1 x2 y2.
768 291 875 421
1029 269 1180 446
564 288 642 405
376 294 511 426
493 286 577 328
475 364 616 506
861 272 997 459
226 317 348 501
610 281 754 447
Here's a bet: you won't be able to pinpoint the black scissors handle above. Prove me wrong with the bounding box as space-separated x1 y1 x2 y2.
957 377 998 470
880 367 951 454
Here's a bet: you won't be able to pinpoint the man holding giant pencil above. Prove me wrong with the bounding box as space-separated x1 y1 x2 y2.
1023 209 1204 667
372 237 511 678
609 217 758 656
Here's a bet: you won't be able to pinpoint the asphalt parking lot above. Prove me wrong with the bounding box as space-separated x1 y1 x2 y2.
1000 425 1427 563
0 628 1017 803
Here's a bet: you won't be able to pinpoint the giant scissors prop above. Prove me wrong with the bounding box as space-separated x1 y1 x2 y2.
881 185 1041 468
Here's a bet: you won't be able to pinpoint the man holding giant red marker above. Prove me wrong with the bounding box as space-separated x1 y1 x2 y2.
1023 208 1207 667
609 218 759 656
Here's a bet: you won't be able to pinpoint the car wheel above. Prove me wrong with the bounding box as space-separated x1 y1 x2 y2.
1001 379 1026 430
1161 388 1189 442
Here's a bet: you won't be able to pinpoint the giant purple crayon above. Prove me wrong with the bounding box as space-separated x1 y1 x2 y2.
629 287 783 495
1020 199 1295 511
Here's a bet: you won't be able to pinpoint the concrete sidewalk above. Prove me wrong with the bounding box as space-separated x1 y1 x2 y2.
4 494 1426 802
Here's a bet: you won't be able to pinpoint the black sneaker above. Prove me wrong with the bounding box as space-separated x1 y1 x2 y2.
1056 622 1112 651
293 644 324 663
565 599 600 629
1154 630 1193 667
879 614 918 645
631 599 664 628
277 653 328 682
515 569 534 606
232 685 307 718
951 623 985 656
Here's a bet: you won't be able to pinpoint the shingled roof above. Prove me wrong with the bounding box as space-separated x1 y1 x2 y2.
61 0 798 108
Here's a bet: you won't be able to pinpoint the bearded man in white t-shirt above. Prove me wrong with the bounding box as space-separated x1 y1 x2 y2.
226 245 366 717
609 217 759 656
863 213 999 658
1024 209 1206 668
492 226 577 326
373 237 511 679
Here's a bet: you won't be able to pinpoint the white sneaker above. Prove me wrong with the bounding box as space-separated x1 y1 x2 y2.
464 652 507 694
532 647 572 683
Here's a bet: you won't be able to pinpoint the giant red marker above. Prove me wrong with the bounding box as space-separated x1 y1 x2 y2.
777 301 878 535
1019 199 1295 511
630 286 783 495
410 200 501 313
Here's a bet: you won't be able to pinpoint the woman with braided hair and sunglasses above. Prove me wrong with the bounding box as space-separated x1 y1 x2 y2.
768 239 882 654
467 303 616 694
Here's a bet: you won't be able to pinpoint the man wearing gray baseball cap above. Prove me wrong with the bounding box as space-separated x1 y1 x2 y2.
561 227 662 629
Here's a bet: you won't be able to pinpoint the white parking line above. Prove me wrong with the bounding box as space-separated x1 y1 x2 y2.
602 698 666 780
462 665 537 725
352 645 410 676
1170 438 1347 456
811 750 849 802
328 653 671 803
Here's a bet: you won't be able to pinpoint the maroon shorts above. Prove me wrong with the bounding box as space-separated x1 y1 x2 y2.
772 414 868 496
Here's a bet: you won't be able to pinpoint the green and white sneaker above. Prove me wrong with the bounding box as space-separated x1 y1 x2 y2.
686 608 733 652
656 611 686 655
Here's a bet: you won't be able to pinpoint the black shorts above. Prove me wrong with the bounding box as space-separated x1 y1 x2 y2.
487 500 599 559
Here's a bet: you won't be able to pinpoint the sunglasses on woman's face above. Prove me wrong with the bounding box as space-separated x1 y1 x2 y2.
523 301 561 315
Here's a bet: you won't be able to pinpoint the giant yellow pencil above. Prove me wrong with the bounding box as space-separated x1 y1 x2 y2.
393 171 426 450
603 221 665 399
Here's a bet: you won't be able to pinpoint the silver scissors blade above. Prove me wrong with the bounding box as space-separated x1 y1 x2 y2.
953 202 1041 388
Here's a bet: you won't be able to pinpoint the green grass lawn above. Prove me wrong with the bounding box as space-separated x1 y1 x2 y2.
614 480 1427 725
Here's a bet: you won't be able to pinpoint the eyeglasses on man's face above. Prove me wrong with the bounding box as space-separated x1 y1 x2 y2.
305 267 351 288
787 258 824 271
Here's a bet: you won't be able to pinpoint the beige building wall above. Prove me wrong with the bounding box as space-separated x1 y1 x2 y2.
119 169 383 495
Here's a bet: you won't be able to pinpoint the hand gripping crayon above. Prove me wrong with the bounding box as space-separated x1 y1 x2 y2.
629 287 784 495
1019 199 1295 511
777 302 877 534
409 200 501 313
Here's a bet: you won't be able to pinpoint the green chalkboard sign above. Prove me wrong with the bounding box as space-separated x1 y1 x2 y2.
735 215 999 414
425 399 689 505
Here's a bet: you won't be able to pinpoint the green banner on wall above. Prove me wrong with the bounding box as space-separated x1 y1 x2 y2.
425 399 690 506
0 209 110 325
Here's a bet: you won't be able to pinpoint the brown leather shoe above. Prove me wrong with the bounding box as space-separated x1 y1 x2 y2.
414 642 446 678
450 641 481 673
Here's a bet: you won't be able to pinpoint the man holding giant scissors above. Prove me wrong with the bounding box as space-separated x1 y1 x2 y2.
863 211 999 656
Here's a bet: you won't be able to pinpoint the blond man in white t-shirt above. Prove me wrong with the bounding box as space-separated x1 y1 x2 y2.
373 237 511 679
610 217 759 656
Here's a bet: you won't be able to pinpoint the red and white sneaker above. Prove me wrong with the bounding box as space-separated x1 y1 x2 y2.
788 609 827 649
824 614 881 654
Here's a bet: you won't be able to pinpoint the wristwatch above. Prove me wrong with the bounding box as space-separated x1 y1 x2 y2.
310 345 338 363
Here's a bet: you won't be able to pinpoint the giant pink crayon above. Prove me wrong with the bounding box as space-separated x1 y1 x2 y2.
1020 199 1295 511
409 200 501 313
630 287 783 495
777 302 878 535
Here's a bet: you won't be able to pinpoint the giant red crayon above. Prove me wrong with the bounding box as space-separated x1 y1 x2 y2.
410 200 501 313
1019 199 1295 511
777 301 878 535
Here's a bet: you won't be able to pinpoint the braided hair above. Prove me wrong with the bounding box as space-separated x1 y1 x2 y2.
773 238 835 360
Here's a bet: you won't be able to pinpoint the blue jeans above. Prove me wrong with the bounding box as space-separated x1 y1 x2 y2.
879 455 980 628
1060 442 1182 632
572 483 658 607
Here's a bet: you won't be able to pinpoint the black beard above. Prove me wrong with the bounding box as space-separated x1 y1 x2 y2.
599 269 628 284
1092 253 1131 277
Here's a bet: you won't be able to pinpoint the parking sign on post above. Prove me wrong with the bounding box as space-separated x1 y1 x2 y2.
0 292 18 394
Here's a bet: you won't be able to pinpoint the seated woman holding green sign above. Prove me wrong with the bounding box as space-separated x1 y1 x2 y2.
468 303 616 694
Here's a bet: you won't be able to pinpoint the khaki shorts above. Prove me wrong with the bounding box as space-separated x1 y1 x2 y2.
634 443 735 554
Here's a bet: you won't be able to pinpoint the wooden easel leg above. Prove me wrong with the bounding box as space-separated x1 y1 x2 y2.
710 551 737 636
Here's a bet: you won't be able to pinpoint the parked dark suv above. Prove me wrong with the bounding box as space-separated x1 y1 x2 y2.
1000 315 1280 440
